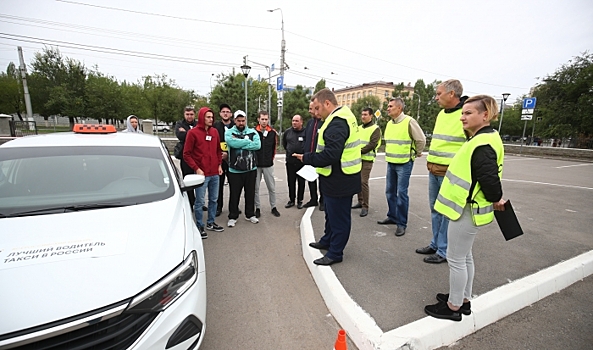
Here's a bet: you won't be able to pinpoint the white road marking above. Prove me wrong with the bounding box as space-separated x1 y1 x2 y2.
555 163 593 169
566 209 577 213
503 178 593 190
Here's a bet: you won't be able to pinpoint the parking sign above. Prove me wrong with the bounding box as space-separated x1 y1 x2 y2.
277 76 284 91
522 97 537 109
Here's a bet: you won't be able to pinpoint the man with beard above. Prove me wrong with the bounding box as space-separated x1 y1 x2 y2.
213 103 235 217
225 110 261 227
175 106 197 208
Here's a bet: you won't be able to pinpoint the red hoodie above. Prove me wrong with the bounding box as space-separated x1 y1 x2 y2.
183 107 222 176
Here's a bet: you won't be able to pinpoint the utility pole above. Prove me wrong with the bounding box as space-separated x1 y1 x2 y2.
17 47 33 120
268 8 286 135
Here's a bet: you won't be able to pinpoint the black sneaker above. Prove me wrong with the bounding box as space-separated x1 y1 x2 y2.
285 201 295 208
255 208 261 218
202 206 208 212
271 207 281 217
198 226 208 239
424 301 462 321
302 201 318 208
206 222 224 232
436 293 471 315
215 209 222 217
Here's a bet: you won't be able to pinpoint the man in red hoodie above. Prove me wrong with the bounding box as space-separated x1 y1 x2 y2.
183 107 224 238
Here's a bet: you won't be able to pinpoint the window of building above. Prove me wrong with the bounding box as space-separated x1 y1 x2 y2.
385 90 389 97
357 92 361 99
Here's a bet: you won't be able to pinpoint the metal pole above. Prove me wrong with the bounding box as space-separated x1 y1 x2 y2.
498 102 506 133
268 67 271 116
17 47 33 120
243 56 248 117
530 114 536 145
279 10 285 135
519 120 528 155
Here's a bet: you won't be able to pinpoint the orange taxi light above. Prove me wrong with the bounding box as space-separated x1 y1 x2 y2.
73 124 117 134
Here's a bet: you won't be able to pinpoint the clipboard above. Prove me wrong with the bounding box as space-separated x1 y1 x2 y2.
494 200 524 241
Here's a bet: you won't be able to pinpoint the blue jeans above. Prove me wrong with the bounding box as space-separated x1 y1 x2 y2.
194 175 219 228
428 172 449 258
319 194 353 261
385 160 414 228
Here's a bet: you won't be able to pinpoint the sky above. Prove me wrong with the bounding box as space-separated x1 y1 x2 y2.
1 0 592 105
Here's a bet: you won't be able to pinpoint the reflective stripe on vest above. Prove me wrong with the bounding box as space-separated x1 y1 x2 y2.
426 108 465 165
359 124 381 162
384 115 414 164
434 131 504 226
315 106 362 176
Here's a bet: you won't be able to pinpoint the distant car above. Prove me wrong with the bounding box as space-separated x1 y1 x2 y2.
153 124 170 132
0 125 206 349
502 135 511 141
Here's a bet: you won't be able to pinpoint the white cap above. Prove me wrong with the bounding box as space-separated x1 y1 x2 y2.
233 110 246 119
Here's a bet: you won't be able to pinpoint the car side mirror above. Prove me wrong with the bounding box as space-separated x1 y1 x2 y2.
181 174 205 192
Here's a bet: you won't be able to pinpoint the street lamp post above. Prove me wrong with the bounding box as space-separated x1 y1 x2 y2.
268 8 285 135
246 59 272 116
209 73 215 95
241 56 251 118
498 93 511 134
412 92 421 120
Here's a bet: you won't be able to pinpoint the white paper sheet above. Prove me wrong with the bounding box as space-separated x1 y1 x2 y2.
297 165 319 182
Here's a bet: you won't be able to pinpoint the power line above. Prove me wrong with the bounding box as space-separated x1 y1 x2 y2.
55 0 529 90
56 0 276 31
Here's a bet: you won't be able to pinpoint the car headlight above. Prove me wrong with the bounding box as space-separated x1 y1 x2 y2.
127 251 198 313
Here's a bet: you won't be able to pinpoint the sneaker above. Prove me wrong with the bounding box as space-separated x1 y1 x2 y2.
302 200 318 208
285 201 295 208
215 209 222 217
245 216 259 224
198 226 207 239
424 301 462 321
255 208 261 218
436 293 471 315
206 222 224 232
202 206 208 212
271 207 281 217
227 219 237 227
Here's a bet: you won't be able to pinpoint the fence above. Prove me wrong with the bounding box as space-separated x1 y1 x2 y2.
9 121 37 137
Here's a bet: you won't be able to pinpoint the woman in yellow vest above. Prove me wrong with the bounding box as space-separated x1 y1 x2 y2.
424 95 507 321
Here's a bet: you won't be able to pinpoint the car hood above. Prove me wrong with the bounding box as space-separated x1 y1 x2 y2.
0 197 189 335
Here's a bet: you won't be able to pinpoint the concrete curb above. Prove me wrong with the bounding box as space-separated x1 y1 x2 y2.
300 208 593 349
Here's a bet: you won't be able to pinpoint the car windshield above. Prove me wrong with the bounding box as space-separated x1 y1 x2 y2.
0 146 174 217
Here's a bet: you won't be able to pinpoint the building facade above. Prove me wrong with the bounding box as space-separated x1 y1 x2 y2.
333 81 414 107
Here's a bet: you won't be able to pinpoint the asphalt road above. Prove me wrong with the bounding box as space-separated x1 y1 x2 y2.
175 153 593 349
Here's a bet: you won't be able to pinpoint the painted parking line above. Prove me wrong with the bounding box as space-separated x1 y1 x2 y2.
502 178 593 191
555 163 593 169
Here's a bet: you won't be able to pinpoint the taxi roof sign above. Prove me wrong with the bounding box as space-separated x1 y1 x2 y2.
73 124 117 134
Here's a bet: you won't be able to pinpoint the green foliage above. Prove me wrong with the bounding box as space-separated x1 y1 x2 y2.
282 85 311 131
0 62 24 119
314 79 326 94
532 52 593 138
142 74 193 125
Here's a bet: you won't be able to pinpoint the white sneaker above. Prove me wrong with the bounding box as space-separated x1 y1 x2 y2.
227 219 237 227
245 216 259 224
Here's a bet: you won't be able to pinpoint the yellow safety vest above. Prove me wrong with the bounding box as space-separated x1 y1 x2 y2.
434 131 504 226
384 115 414 164
426 108 466 165
316 106 361 176
359 123 382 162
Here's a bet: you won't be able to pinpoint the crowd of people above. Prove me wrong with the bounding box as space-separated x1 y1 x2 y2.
173 81 507 322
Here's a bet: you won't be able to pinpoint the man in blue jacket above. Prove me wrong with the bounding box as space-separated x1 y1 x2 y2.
225 110 261 227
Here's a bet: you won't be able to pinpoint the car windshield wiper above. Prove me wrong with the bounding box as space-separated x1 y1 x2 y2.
3 202 130 218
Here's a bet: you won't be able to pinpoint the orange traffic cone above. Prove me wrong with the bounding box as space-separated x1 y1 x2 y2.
334 329 347 350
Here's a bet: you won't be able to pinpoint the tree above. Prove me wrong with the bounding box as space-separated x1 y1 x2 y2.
86 69 122 124
282 85 311 130
314 79 326 94
532 52 593 139
142 74 193 125
0 62 24 119
350 95 383 127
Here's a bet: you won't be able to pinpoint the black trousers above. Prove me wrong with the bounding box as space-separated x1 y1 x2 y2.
307 179 323 204
227 170 256 220
286 162 305 202
217 161 229 212
180 158 195 208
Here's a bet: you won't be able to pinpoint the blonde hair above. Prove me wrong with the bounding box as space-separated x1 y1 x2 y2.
311 88 338 106
465 95 499 121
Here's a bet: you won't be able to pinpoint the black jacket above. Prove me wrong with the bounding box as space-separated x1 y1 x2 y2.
303 115 361 198
254 125 277 167
213 119 235 164
304 117 323 153
283 127 306 164
175 118 197 143
470 126 503 203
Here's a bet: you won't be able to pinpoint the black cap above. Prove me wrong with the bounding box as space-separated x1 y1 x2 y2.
219 103 231 112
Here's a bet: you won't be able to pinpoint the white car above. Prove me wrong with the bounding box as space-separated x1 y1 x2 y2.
0 125 206 349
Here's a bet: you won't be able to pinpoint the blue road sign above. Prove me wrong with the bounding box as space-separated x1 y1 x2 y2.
271 63 275 72
277 76 284 91
523 97 537 109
